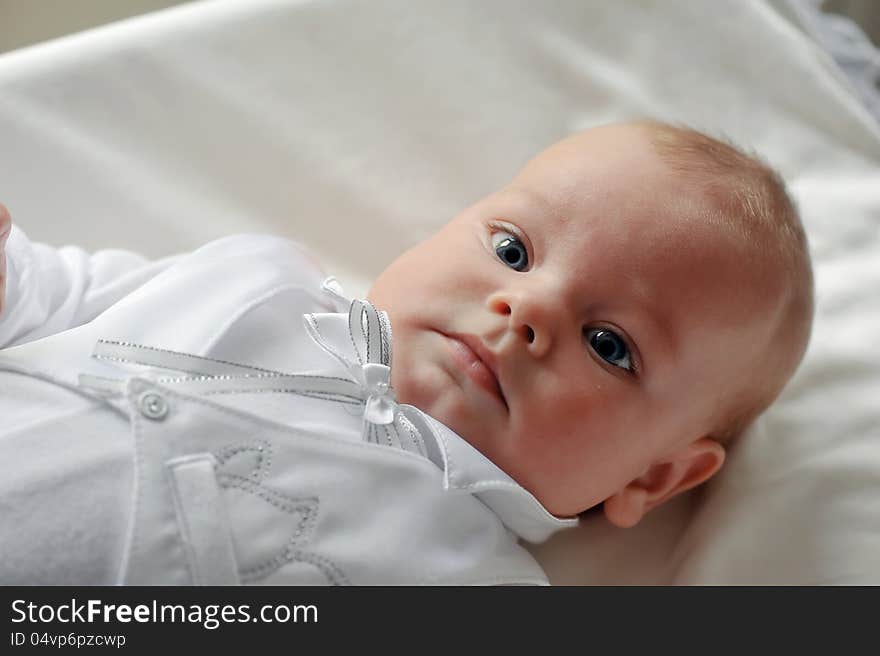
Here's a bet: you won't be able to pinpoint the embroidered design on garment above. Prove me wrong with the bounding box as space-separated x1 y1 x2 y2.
214 440 272 482
217 472 348 585
210 439 347 583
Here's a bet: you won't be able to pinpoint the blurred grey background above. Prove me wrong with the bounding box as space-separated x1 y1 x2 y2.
0 0 875 119
826 0 879 44
0 0 192 53
0 0 876 55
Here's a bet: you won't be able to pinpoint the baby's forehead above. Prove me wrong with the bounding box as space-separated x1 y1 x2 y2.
512 135 708 219
503 174 739 259
569 203 776 321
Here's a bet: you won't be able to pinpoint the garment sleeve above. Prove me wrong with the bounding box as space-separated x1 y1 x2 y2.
0 223 185 349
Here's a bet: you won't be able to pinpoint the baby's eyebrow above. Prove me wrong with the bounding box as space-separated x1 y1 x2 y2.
505 186 553 217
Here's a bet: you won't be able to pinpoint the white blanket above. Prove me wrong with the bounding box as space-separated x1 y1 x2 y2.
1 0 878 584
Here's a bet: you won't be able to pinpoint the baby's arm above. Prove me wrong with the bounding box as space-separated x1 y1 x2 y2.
0 206 183 349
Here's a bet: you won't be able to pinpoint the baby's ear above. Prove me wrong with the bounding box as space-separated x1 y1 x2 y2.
602 437 725 528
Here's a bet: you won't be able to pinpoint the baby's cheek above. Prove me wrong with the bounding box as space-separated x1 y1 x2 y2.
405 370 473 437
393 355 438 410
520 387 610 450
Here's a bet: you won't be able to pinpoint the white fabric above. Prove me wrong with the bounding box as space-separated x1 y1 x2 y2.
0 234 570 584
0 0 878 584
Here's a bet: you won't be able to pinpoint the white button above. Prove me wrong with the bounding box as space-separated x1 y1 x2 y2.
138 391 169 420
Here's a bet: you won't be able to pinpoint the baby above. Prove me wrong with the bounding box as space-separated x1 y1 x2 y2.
0 120 813 584
369 120 814 525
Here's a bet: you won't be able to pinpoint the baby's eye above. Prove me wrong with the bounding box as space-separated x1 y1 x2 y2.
491 231 529 272
584 328 635 373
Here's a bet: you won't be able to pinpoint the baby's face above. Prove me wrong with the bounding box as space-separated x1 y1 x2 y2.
369 124 786 520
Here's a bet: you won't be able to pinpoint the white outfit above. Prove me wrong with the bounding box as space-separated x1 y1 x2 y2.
0 226 576 585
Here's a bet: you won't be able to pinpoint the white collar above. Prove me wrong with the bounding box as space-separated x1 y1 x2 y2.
416 412 578 542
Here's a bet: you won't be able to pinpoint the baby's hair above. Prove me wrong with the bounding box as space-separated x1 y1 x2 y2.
638 119 815 446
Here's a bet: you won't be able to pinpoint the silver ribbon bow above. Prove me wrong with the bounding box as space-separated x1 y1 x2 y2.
77 297 428 457
302 298 421 451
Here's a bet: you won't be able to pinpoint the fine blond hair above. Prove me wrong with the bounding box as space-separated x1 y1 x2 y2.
641 120 814 445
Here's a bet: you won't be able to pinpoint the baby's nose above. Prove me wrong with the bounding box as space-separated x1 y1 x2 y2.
489 294 553 357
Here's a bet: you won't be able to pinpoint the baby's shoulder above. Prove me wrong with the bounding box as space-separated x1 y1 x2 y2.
192 232 323 266
178 232 328 286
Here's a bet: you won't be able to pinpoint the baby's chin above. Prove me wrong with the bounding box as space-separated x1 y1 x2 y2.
395 361 584 516
392 357 481 441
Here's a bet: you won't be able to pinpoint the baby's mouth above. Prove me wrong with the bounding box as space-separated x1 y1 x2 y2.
440 332 508 411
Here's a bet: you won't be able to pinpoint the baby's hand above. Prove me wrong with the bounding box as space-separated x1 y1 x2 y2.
0 203 11 318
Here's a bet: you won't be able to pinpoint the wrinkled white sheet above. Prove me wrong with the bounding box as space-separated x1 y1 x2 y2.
1 0 878 584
